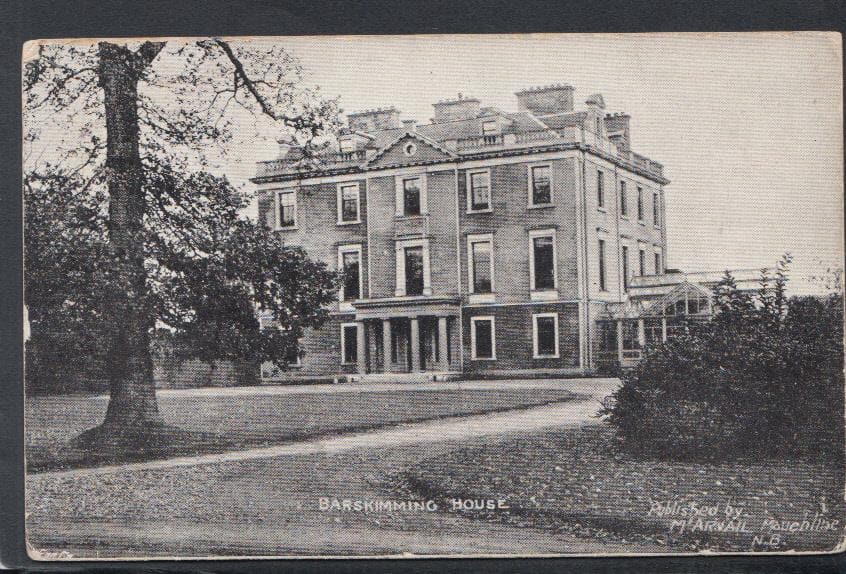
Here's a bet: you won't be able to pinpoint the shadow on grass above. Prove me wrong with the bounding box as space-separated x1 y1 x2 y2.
27 395 588 473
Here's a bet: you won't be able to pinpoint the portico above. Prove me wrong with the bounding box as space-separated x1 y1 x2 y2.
352 296 460 375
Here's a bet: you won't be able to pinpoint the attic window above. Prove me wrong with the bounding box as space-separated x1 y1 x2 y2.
482 120 499 144
339 138 356 153
403 142 418 156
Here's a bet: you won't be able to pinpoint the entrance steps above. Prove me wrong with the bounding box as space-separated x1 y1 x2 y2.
344 371 462 384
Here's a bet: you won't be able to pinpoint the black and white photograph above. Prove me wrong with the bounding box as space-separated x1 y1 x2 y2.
21 32 844 559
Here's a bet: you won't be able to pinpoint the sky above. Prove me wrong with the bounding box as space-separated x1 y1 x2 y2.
27 33 844 295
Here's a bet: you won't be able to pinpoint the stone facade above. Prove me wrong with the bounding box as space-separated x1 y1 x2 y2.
252 83 669 381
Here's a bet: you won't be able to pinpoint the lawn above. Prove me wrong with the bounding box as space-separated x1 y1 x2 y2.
398 424 845 553
26 385 578 472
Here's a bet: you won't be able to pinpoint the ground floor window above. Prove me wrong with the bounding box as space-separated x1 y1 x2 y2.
471 316 495 360
598 321 616 353
532 312 559 358
621 319 641 359
285 343 302 367
341 323 359 364
644 317 663 345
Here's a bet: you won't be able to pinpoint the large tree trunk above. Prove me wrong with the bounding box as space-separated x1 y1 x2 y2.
95 41 165 430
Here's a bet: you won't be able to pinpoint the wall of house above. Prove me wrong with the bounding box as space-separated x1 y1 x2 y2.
461 302 581 373
256 178 370 308
457 157 580 304
365 169 460 299
583 156 666 303
261 313 355 381
254 146 666 379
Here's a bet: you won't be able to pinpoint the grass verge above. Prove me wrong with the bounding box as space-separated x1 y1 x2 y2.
397 423 845 552
27 387 579 472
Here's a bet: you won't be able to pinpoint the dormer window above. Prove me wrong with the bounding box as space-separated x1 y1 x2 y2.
339 138 356 154
482 120 499 144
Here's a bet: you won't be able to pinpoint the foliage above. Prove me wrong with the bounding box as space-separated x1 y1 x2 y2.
602 255 845 461
24 164 339 392
23 39 342 403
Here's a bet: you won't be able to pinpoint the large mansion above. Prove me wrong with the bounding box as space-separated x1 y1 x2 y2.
252 83 710 380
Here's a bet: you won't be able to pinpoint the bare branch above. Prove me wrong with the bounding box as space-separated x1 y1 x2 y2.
211 39 284 122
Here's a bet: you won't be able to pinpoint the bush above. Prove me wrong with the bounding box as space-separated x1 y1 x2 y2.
603 261 844 461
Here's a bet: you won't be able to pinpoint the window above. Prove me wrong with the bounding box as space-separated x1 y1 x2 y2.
468 170 491 212
619 181 628 217
533 313 559 358
598 239 607 291
396 239 430 296
285 343 302 367
653 192 660 227
529 165 552 206
597 170 605 208
530 230 557 291
622 245 630 290
404 246 425 296
482 120 498 144
339 138 355 153
467 235 493 294
654 251 662 274
261 316 302 368
337 183 360 223
594 116 602 136
622 319 641 352
341 323 359 364
637 186 644 221
639 249 646 277
402 177 422 216
470 316 495 360
276 190 297 228
339 245 362 301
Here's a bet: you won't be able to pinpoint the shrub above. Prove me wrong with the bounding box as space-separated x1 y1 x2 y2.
603 258 844 461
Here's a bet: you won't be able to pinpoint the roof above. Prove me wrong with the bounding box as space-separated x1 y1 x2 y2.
253 101 667 184
535 111 588 130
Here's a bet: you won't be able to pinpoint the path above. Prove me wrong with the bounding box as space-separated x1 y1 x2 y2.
27 378 639 558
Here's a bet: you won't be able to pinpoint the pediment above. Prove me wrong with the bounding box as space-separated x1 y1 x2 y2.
365 132 456 169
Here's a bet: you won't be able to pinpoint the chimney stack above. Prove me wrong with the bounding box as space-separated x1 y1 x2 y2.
585 93 606 112
277 134 296 158
515 84 574 115
604 113 631 152
431 95 481 123
346 107 402 132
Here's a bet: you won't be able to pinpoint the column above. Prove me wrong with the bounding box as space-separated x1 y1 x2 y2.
409 317 420 372
637 318 646 348
382 319 392 374
438 317 449 370
356 320 367 374
661 317 668 342
616 320 624 365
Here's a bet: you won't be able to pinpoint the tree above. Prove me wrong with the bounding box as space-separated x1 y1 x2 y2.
25 164 339 393
24 39 340 447
602 255 844 461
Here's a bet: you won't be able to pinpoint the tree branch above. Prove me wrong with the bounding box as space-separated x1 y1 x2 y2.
212 39 282 121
